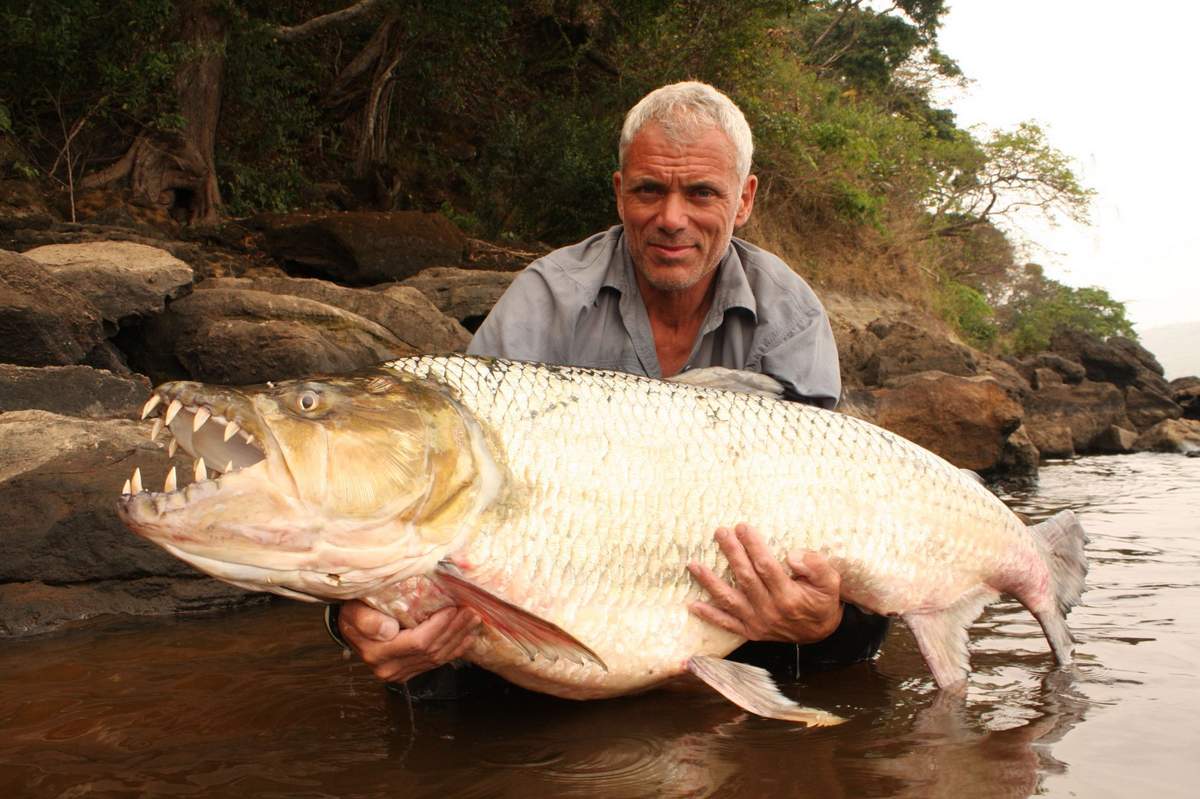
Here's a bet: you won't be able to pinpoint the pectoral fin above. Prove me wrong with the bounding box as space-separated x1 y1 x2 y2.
686 655 845 726
433 561 607 671
903 585 999 690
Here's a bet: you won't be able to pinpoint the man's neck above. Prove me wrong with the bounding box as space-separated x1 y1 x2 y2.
634 268 719 377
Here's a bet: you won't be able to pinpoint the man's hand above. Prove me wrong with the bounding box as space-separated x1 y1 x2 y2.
687 523 843 644
338 600 481 683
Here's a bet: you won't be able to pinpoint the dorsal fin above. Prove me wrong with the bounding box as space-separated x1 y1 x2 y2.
668 367 785 398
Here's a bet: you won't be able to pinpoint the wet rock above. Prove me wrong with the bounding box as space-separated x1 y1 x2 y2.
860 371 1023 473
22 240 194 328
1026 422 1076 459
399 266 516 330
1024 380 1131 454
254 211 467 285
0 364 150 419
994 425 1041 480
0 249 105 366
1092 425 1139 454
1133 418 1200 453
1123 385 1183 432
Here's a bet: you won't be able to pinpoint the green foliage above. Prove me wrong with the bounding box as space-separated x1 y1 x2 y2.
935 279 997 349
993 264 1136 355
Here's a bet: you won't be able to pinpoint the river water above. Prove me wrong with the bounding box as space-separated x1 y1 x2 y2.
2 453 1198 798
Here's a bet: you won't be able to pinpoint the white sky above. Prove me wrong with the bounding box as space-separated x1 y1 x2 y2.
932 1 1200 331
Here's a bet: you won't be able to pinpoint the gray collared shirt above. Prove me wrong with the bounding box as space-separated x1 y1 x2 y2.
468 225 841 408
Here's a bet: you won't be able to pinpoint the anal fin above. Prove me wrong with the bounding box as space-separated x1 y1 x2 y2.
686 655 845 726
903 586 999 690
433 561 607 671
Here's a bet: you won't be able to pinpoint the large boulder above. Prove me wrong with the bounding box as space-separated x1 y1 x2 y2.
399 266 517 330
0 364 150 419
255 211 467 285
1024 380 1132 455
1091 425 1139 454
1133 418 1200 453
0 410 258 635
132 276 468 384
1171 377 1200 420
849 371 1023 473
1048 329 1142 386
0 249 105 366
1123 385 1183 431
22 240 194 328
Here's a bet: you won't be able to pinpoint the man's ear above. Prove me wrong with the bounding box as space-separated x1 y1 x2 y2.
612 170 625 222
735 174 758 227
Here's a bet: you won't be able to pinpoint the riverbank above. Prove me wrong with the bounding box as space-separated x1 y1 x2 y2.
2 185 1198 635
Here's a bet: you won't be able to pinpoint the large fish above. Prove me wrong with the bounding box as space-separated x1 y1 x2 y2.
117 355 1087 726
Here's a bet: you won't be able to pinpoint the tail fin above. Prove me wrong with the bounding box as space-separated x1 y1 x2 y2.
1030 510 1089 664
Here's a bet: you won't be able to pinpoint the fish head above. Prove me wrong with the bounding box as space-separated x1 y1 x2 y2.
117 370 500 601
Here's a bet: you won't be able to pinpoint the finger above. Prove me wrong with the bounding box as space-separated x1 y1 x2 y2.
786 551 841 594
733 524 793 598
688 562 753 617
689 600 749 637
429 609 481 657
405 606 460 651
340 602 400 644
714 527 774 609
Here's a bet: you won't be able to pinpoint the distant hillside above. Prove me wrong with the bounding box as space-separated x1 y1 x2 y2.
1140 322 1200 380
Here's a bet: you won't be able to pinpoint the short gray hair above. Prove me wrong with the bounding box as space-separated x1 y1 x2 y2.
618 81 754 182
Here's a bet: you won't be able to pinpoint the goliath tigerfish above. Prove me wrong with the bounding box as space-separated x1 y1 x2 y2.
117 355 1088 726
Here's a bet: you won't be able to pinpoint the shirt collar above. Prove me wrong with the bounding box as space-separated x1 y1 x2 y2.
603 227 759 326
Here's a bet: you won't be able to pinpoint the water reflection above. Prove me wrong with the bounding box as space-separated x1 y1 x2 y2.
2 453 1198 797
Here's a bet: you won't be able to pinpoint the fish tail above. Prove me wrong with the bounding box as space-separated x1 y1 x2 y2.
1030 509 1089 663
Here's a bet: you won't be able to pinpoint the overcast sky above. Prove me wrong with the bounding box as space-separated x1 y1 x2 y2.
932 1 1199 331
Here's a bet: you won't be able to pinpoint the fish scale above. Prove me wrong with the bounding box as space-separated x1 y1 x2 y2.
118 355 1087 725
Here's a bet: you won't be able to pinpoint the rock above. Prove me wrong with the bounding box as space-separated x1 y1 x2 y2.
0 249 105 366
974 352 1031 400
1024 380 1130 455
860 371 1023 473
1171 377 1200 420
1109 336 1165 377
1031 353 1086 384
1092 425 1139 454
1123 385 1183 431
0 180 56 231
1032 368 1063 389
994 425 1040 481
0 364 150 418
21 240 194 327
255 211 467 285
1049 329 1142 386
829 318 881 390
1133 418 1200 453
399 266 517 330
1026 422 1076 459
0 579 264 637
862 320 979 386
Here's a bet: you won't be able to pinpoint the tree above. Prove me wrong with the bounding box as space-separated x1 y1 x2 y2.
992 263 1136 354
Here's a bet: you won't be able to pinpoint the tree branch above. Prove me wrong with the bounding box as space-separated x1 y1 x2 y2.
270 0 386 43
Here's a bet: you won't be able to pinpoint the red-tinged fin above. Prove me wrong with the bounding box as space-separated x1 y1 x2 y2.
1029 509 1089 664
686 655 845 726
903 585 1000 691
432 561 607 672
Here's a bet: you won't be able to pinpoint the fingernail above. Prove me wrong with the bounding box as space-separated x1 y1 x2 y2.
373 618 399 640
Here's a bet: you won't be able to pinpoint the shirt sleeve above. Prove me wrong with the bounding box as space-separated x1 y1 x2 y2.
759 311 842 409
467 261 568 363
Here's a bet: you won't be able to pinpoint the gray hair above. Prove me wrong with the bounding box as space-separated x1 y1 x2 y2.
618 81 754 182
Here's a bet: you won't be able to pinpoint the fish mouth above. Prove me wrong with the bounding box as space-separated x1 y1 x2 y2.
116 382 273 514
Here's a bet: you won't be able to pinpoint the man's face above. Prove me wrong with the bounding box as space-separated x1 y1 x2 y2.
614 122 757 294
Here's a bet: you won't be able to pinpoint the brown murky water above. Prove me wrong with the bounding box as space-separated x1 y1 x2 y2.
2 453 1198 798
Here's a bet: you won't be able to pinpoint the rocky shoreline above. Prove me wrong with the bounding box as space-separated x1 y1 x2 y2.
3 186 1198 636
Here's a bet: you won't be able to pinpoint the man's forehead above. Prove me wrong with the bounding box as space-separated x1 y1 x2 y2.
622 123 739 178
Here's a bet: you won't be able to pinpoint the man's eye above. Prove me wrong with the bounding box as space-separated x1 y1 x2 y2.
691 188 717 199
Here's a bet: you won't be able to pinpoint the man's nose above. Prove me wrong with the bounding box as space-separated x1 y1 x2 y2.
656 190 687 233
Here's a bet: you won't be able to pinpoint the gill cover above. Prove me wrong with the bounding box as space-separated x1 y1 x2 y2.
252 371 489 542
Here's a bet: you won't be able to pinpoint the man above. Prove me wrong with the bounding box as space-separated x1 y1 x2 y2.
331 81 887 691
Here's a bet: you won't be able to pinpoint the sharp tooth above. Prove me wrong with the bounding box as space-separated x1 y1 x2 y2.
167 438 178 457
122 478 132 496
194 457 206 482
193 407 211 432
131 467 143 494
150 418 163 441
164 399 182 425
244 433 254 445
224 460 234 474
141 394 162 420
223 420 240 442
164 466 177 493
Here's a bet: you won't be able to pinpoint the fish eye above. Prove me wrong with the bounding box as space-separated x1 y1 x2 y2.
297 390 321 412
